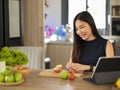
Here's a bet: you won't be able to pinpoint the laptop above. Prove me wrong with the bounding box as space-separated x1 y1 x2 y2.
83 56 120 85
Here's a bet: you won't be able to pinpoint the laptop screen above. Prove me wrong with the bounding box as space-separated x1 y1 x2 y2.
91 56 120 78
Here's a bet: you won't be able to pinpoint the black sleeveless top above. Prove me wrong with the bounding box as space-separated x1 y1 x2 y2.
79 37 108 66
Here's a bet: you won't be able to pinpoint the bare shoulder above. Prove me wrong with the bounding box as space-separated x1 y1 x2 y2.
106 40 114 47
106 40 114 57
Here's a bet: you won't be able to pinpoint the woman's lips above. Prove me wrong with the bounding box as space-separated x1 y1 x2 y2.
80 33 86 39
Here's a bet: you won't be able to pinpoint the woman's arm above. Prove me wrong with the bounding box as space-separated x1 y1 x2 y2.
106 41 114 57
66 49 73 69
66 49 91 72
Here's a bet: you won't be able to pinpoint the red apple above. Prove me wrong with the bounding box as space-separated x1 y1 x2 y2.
68 72 75 80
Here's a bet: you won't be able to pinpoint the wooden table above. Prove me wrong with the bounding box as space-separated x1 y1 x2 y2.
0 70 113 90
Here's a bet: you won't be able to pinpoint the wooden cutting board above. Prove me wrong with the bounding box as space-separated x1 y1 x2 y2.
38 69 82 78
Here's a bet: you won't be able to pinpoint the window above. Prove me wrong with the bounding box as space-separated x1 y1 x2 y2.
68 0 106 31
45 0 107 42
88 0 106 30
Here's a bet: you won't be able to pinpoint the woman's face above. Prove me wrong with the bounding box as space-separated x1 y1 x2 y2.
75 20 95 41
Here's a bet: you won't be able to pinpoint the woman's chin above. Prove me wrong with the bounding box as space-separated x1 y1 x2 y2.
81 37 87 41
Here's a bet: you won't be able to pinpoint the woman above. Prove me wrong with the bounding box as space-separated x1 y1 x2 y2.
66 11 114 72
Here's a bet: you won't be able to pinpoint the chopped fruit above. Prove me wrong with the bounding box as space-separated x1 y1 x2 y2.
56 64 62 68
53 67 62 73
53 64 63 73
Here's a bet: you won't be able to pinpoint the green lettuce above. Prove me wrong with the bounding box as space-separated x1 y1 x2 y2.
0 46 28 66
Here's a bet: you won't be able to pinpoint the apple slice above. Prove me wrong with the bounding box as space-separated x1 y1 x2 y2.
53 67 62 73
53 64 62 72
53 64 63 73
56 64 62 68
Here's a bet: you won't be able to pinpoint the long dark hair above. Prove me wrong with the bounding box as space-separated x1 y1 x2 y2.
72 11 101 63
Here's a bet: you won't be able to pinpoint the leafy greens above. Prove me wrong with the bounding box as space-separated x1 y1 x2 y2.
0 46 28 66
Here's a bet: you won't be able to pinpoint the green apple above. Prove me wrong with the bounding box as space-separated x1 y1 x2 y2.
0 73 5 82
2 66 12 76
14 72 23 82
60 70 68 80
5 74 14 83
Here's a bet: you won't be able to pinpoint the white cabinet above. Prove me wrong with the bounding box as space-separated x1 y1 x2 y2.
110 0 120 36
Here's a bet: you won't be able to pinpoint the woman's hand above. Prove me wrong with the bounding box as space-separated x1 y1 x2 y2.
66 62 75 73
66 62 90 73
66 62 73 70
71 63 89 72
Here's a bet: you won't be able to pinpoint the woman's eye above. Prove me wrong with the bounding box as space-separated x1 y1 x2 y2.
75 26 85 31
79 26 84 29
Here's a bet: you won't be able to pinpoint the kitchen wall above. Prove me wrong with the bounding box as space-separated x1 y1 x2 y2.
22 0 44 47
45 0 61 28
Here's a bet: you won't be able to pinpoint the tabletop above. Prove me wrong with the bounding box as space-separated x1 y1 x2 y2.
0 69 113 90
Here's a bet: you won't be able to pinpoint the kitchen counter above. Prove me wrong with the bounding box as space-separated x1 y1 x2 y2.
0 70 113 90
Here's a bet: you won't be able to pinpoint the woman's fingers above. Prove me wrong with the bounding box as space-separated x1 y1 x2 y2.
66 62 72 69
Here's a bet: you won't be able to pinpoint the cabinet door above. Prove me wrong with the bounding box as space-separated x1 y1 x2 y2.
23 0 44 47
4 0 23 46
46 43 72 69
0 0 4 48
